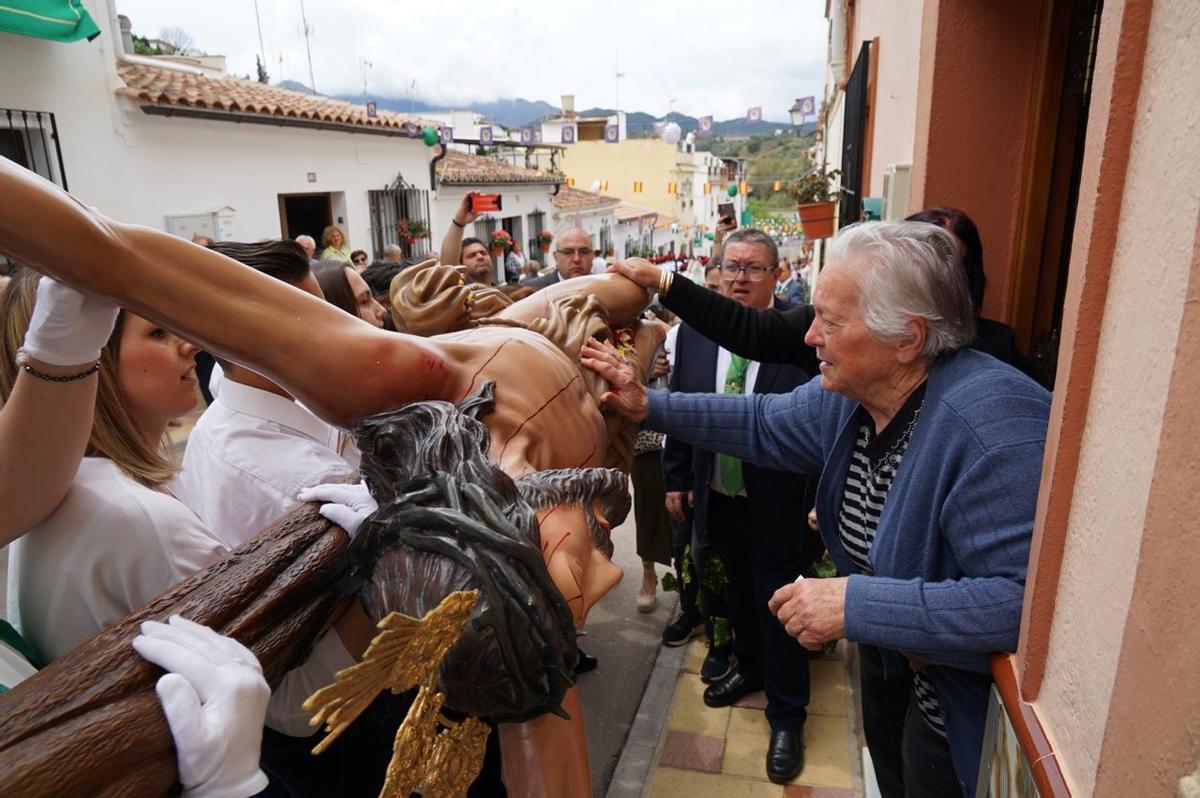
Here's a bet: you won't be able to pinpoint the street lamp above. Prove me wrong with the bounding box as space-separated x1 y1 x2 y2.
788 99 805 127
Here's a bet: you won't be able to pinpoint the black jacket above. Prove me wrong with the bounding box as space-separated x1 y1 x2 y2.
661 298 821 557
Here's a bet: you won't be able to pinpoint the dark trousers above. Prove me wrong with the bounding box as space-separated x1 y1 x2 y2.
859 644 959 798
670 514 700 619
706 491 811 732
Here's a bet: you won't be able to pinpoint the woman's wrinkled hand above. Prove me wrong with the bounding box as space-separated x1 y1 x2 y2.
580 337 649 423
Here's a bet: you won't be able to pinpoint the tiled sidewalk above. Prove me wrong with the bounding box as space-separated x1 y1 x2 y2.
644 639 859 797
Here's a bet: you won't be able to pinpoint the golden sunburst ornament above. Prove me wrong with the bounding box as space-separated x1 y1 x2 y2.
303 590 488 797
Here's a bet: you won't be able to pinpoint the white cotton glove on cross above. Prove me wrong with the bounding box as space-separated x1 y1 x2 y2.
132 616 270 798
297 479 378 540
21 277 120 366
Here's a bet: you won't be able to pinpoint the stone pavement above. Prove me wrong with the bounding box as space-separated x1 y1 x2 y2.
610 635 864 798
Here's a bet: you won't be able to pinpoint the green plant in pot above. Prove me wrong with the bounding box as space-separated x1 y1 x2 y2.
787 168 842 239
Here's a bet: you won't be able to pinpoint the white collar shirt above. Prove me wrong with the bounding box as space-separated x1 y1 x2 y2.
8 458 226 663
173 380 359 549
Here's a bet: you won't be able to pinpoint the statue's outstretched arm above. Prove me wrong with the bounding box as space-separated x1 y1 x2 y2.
0 159 457 426
499 272 650 329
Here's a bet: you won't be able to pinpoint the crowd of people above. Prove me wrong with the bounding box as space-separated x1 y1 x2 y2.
0 148 1047 798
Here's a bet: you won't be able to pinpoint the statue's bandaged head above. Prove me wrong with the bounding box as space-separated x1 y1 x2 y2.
345 383 629 723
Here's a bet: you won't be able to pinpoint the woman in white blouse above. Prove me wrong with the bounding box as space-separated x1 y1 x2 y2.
0 270 375 796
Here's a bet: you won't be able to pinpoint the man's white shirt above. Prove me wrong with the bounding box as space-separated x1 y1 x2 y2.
173 379 359 549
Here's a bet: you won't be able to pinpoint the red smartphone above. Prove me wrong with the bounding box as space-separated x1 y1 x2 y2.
717 201 736 225
469 193 502 213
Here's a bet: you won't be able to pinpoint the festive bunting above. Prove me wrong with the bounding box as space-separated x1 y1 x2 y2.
561 126 576 144
366 101 377 119
520 126 535 145
747 107 762 122
773 180 782 191
479 126 493 145
633 181 644 193
799 96 815 115
604 124 619 143
698 116 714 135
703 182 712 195
739 181 749 195
566 177 576 187
599 180 609 192
667 181 677 195
440 126 454 144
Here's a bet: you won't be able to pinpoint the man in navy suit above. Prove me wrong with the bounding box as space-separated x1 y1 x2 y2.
662 229 822 783
775 257 809 305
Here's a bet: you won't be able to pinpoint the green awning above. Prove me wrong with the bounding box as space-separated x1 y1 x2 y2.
0 0 101 43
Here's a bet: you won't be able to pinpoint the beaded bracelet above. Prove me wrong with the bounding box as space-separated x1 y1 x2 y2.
19 359 101 383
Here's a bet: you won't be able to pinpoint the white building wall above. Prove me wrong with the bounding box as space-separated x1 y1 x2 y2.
0 0 431 252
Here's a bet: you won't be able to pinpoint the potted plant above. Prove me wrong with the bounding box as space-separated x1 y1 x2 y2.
787 167 842 239
394 218 429 246
537 230 554 253
490 229 513 257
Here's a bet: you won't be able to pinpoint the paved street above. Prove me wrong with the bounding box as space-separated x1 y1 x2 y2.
576 496 678 796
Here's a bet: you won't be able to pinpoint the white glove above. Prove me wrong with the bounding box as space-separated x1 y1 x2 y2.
132 616 270 798
21 277 119 366
297 479 378 540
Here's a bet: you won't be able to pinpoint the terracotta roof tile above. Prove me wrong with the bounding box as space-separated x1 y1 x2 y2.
614 203 661 222
552 186 621 213
115 62 439 132
434 149 561 185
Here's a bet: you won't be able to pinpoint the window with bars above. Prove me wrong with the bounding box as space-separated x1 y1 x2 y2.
1 108 68 190
367 185 432 260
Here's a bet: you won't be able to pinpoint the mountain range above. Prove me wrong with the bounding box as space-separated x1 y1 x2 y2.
274 81 807 137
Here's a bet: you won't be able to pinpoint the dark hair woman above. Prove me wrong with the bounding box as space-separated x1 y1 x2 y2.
312 259 388 328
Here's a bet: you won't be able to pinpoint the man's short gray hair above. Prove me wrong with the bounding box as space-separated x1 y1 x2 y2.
829 221 976 359
383 244 404 259
723 228 779 268
295 234 316 248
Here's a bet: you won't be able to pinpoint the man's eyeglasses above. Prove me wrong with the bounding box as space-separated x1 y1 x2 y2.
556 248 595 258
719 263 771 281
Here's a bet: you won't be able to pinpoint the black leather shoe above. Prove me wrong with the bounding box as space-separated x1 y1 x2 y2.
702 670 763 708
766 729 805 783
573 650 598 674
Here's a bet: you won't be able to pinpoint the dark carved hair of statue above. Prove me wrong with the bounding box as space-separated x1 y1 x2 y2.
344 382 629 723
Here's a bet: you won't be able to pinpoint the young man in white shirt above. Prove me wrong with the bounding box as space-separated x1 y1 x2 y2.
171 240 382 797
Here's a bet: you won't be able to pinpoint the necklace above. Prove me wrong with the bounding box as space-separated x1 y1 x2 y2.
863 399 924 484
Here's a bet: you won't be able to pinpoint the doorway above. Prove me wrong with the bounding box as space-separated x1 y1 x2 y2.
1011 0 1103 388
278 193 332 243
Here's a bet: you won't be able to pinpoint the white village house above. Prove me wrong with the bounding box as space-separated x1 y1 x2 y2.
432 149 561 281
0 0 438 257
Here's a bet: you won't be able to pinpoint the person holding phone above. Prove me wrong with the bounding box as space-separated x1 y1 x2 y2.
713 204 738 263
438 192 498 287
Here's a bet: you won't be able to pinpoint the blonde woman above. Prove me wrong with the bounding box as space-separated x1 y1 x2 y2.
0 270 379 795
0 272 273 797
319 225 351 262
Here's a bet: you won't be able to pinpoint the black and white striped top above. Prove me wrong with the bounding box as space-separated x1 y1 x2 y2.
837 384 946 738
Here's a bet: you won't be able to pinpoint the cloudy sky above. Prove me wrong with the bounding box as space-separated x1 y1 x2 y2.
115 0 828 122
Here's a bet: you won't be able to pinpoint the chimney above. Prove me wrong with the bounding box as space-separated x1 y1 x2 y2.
561 94 576 119
118 14 133 55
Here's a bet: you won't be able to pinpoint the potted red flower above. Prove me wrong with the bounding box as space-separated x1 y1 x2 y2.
394 218 429 246
490 229 513 257
787 168 843 239
537 230 554 254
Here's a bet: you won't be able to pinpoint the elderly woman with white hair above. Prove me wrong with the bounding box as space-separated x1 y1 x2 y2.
584 221 1051 797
